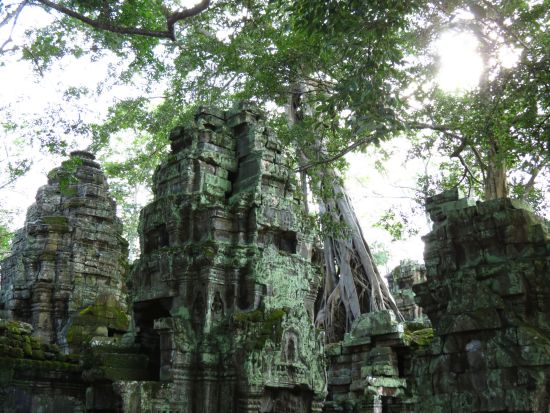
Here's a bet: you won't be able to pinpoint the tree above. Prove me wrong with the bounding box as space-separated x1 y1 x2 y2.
2 0 421 339
406 0 549 204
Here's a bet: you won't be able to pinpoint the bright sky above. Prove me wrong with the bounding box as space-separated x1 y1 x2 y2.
345 141 431 271
0 5 147 225
436 31 484 92
0 5 495 269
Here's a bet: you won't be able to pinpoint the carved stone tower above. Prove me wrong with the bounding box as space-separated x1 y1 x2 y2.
126 103 326 412
0 151 129 350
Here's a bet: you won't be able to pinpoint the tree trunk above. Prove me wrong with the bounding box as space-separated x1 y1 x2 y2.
317 170 403 341
484 141 508 200
470 14 509 201
287 84 402 342
287 88 310 213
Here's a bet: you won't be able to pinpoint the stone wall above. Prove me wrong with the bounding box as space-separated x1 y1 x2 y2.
387 260 427 322
324 310 416 413
412 189 550 412
0 151 129 351
0 319 84 413
324 190 550 413
2 110 549 413
322 259 433 413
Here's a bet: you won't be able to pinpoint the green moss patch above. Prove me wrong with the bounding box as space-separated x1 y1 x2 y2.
404 322 434 347
0 319 81 386
67 294 129 352
233 308 287 351
42 215 70 232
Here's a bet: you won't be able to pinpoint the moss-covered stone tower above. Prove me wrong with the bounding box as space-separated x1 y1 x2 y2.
0 151 129 352
123 103 326 412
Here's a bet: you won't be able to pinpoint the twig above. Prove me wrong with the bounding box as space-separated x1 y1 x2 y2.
455 153 482 184
22 45 44 76
0 1 28 53
295 133 379 172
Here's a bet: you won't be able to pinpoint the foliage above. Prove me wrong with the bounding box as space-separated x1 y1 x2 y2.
406 0 549 202
370 241 390 268
1 1 548 206
0 223 12 259
375 209 405 242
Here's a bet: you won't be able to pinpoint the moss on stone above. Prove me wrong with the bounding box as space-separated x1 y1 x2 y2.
404 323 434 347
22 341 33 357
42 215 70 232
233 309 264 323
234 308 287 351
0 319 81 388
67 295 129 352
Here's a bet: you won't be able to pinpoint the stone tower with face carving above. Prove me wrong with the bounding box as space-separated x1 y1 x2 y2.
123 103 326 413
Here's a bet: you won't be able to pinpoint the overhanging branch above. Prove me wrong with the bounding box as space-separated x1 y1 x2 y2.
0 1 28 53
295 132 380 172
34 0 210 41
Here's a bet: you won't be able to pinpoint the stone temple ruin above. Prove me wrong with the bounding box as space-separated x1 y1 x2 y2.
0 151 128 351
1 103 550 413
123 103 326 412
0 103 326 412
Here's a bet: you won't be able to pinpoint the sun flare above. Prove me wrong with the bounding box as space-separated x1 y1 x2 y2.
436 31 484 92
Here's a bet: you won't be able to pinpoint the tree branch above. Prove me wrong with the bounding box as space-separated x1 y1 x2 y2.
22 45 44 76
34 0 210 41
406 121 462 140
521 161 547 199
455 153 482 184
166 1 211 39
297 120 476 173
0 1 28 53
295 132 380 172
407 121 489 173
479 0 532 52
1 2 25 28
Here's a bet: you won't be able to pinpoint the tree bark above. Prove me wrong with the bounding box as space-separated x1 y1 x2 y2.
34 0 210 40
484 141 508 200
287 80 402 342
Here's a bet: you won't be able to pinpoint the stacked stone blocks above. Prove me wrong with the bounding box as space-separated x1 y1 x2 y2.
0 151 129 351
412 189 550 412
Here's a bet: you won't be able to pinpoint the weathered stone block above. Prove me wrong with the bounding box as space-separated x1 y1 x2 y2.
350 310 401 338
0 151 128 350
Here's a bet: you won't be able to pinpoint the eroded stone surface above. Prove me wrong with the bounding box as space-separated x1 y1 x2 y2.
3 113 550 413
324 308 431 413
387 260 428 325
0 318 84 413
0 151 129 350
412 189 550 412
